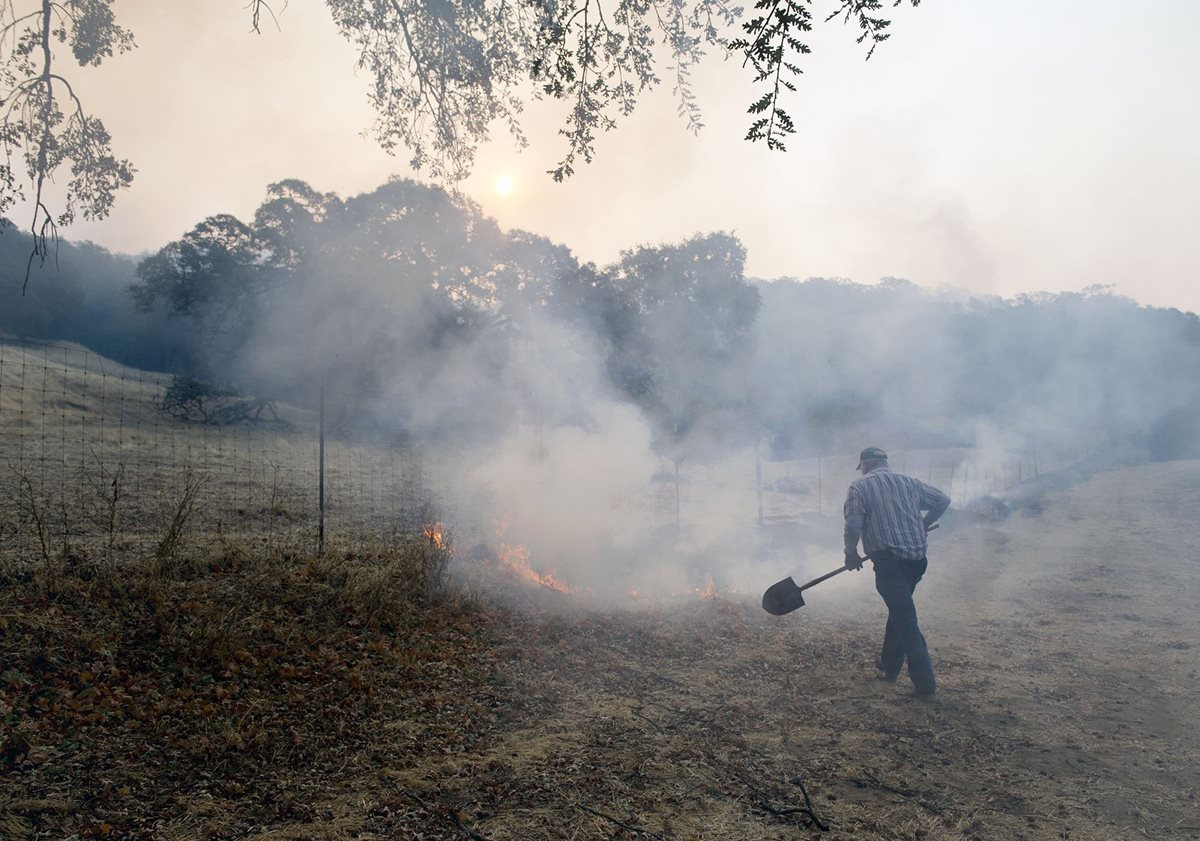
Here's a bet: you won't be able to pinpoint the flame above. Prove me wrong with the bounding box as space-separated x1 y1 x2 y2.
423 522 449 552
497 542 576 594
696 575 719 600
489 517 575 593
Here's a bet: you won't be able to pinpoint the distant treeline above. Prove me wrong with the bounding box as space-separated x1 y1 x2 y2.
0 223 187 371
4 179 1199 461
754 277 1200 460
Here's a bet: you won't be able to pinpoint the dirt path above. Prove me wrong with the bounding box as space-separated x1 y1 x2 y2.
388 461 1199 840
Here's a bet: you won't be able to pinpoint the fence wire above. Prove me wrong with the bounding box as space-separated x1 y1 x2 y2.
0 338 451 560
1 337 1092 561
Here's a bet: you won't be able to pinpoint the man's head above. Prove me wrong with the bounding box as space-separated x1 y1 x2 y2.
857 446 888 472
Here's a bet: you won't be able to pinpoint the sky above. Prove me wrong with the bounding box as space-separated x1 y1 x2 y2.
20 0 1200 313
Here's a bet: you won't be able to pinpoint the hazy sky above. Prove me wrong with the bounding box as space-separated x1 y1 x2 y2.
25 0 1200 312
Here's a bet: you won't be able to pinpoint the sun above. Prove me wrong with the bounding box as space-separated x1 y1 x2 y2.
494 174 515 196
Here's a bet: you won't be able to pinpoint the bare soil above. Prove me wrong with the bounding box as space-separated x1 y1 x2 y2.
2 461 1198 839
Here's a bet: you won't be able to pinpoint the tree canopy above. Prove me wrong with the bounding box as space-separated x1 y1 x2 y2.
1 0 919 278
0 0 135 288
128 178 761 451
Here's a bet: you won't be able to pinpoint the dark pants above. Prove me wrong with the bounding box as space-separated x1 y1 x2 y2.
873 551 936 695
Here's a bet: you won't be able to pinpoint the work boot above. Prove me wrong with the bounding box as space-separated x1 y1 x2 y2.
912 687 936 703
874 655 898 683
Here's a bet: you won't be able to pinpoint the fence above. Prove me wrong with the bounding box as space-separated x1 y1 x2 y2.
641 441 1096 537
1 337 1097 563
0 338 453 562
754 445 1089 523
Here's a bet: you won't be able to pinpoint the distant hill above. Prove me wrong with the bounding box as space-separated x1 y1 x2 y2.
0 224 187 373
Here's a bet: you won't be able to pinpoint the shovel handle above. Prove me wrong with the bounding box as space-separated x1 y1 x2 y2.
796 565 853 592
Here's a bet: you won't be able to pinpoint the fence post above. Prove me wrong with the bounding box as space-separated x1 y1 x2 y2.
754 440 764 527
817 456 823 516
673 457 681 535
318 383 326 555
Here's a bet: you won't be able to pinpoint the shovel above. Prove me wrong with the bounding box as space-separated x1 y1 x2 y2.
762 524 939 615
761 565 856 615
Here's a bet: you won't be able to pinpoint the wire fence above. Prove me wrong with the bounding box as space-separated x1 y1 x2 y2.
755 446 1090 523
638 441 1097 535
1 337 1097 562
0 338 453 561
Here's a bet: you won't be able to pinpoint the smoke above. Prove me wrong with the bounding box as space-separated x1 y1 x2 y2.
751 278 1200 459
466 400 657 592
28 175 1199 607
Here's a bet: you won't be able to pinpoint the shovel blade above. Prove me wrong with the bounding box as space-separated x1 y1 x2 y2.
762 576 806 615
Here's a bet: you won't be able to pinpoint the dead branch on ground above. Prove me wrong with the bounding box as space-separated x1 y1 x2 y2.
576 803 664 839
732 769 830 832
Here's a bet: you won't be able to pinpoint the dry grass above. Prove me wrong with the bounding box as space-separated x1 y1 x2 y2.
354 460 1200 841
0 533 466 840
5 460 1196 838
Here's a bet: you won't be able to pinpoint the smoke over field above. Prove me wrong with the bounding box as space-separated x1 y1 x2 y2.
5 177 1200 600
3 418 1197 838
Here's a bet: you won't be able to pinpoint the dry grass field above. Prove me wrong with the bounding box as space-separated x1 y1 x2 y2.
2 454 1196 839
0 339 437 559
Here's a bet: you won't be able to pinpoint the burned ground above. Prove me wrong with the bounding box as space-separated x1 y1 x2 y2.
2 461 1198 839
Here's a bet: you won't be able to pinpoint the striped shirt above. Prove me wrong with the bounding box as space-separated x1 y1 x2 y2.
844 467 950 560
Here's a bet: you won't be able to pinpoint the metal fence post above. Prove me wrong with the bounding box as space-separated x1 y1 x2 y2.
318 383 326 555
817 456 823 516
754 441 764 527
674 457 681 535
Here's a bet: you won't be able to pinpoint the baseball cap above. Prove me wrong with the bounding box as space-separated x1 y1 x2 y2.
856 447 888 470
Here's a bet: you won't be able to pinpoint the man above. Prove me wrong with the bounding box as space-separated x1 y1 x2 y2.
843 447 950 700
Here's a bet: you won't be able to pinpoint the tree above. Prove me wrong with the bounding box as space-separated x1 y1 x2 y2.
0 0 135 289
2 0 919 272
297 0 922 179
605 231 761 452
130 178 576 438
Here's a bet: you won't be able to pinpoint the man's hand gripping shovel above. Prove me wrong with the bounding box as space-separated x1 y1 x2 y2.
761 524 938 616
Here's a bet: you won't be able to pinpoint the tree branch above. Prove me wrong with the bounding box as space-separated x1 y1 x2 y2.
27 0 56 293
0 9 40 40
247 0 286 34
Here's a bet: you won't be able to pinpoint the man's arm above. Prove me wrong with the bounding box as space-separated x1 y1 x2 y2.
844 512 864 555
843 484 865 569
919 482 951 528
